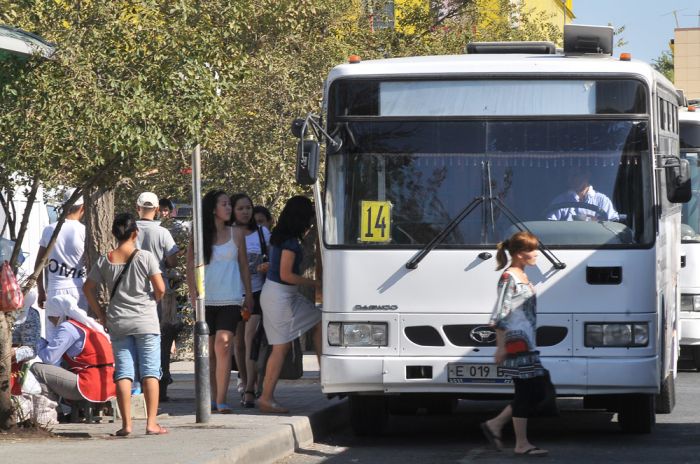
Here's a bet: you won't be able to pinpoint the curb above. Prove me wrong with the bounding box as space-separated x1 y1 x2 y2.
200 399 349 464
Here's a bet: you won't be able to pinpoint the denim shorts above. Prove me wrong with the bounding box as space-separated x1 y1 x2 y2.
112 334 162 382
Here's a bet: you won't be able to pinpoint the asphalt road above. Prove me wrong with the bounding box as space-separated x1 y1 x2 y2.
278 366 700 464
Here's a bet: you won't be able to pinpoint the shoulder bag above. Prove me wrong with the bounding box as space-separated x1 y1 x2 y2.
257 226 268 263
110 250 139 301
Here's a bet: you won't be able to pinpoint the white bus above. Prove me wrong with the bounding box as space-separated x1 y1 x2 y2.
293 25 689 435
679 107 700 368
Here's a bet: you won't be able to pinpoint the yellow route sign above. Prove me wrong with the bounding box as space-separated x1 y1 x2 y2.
360 200 391 243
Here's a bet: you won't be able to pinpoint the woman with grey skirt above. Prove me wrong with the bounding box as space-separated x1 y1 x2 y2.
258 196 321 414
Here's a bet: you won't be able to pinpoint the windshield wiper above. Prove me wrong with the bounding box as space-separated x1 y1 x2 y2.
405 196 484 269
492 197 566 270
404 195 566 271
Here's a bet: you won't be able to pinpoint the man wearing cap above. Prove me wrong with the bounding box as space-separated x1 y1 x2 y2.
37 188 87 341
136 192 179 400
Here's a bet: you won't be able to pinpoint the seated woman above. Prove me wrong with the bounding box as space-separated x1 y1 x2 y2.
31 294 116 404
12 288 41 366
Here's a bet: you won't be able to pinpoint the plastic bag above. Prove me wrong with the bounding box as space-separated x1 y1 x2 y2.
0 260 23 311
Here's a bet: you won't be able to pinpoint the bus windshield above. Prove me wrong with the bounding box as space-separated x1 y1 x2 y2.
681 120 700 243
324 119 653 248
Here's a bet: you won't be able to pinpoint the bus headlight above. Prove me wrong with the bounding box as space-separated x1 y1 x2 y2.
681 294 700 312
585 323 649 347
327 322 388 347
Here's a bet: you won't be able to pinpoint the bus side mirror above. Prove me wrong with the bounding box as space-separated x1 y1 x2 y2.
296 140 320 185
291 118 305 138
665 157 691 203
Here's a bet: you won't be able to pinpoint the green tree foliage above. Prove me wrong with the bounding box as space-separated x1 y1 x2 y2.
653 49 674 83
0 0 565 428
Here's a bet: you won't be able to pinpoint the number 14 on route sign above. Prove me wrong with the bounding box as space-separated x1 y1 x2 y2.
360 200 392 243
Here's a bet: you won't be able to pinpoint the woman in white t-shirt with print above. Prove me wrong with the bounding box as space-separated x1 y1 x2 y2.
231 193 271 408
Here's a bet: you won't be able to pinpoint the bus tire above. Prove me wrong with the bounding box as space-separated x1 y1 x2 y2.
693 346 700 371
655 374 676 414
349 394 388 436
618 394 655 434
426 397 458 415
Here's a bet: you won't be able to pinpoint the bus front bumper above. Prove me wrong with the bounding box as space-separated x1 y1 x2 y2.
320 355 659 396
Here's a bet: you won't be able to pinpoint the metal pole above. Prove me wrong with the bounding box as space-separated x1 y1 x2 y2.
191 144 211 423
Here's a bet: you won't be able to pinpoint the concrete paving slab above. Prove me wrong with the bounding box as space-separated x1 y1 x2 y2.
1 356 347 464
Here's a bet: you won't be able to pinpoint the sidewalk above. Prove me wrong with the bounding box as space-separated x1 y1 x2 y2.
2 356 348 464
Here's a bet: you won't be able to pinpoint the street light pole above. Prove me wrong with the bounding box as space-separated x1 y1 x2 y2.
191 144 211 423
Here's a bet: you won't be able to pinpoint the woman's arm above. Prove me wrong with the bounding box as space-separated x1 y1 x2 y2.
83 278 106 326
236 228 254 311
280 249 319 289
38 323 81 365
150 273 166 302
494 329 506 364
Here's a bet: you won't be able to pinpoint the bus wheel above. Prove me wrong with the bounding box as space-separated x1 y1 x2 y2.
693 346 700 371
618 394 655 434
655 374 676 414
349 394 388 436
426 397 458 415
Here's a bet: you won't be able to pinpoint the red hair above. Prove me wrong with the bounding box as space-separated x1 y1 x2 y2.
495 231 539 270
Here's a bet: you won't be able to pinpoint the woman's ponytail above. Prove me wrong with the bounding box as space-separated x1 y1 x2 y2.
495 239 509 270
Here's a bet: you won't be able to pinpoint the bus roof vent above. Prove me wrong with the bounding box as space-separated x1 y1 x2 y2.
564 24 613 56
466 41 556 55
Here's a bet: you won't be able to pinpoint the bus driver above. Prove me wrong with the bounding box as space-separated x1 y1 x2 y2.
546 170 619 222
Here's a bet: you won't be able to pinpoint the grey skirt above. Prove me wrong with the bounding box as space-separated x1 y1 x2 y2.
260 279 321 345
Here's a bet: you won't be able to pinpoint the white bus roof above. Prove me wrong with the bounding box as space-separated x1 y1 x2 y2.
327 53 670 89
680 108 700 123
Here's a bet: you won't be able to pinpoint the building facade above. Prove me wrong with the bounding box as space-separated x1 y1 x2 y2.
674 27 700 100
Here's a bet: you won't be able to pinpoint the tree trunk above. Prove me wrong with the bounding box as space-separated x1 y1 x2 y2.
0 312 15 429
84 185 115 313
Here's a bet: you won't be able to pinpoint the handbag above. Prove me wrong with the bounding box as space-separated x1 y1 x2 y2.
533 369 559 417
257 226 268 263
279 338 304 380
0 260 24 312
258 335 304 381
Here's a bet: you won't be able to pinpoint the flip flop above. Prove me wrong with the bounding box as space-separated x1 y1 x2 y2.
480 422 503 451
146 425 169 436
257 399 289 414
514 447 549 457
216 403 234 414
113 429 130 437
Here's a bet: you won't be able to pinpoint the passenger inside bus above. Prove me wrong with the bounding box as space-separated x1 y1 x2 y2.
545 169 619 222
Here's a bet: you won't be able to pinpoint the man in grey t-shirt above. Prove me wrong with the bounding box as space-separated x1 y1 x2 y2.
135 191 179 400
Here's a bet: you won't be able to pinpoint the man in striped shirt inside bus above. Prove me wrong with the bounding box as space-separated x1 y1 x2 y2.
547 169 619 222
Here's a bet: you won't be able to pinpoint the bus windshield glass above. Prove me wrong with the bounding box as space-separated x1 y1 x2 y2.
681 120 700 243
324 118 653 248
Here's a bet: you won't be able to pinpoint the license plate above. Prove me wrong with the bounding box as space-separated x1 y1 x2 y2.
447 363 510 384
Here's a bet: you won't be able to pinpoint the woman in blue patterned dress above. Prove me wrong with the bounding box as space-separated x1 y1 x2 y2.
480 231 549 457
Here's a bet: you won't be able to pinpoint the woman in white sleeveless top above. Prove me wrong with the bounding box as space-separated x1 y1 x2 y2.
186 190 253 413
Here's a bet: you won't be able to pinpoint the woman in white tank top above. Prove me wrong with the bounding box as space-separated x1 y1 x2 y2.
186 190 253 413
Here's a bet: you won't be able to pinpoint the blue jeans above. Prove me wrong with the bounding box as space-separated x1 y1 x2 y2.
112 334 162 382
